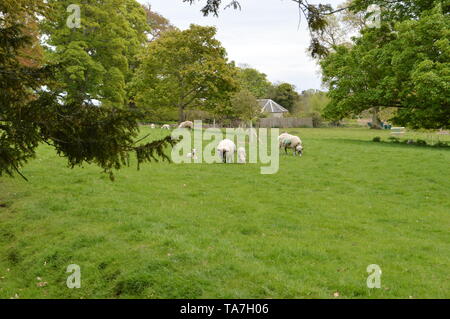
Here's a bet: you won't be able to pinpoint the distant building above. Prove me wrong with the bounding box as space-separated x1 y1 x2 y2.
258 99 289 118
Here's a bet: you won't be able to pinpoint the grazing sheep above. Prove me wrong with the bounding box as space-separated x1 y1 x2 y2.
150 123 156 129
279 133 303 156
187 149 197 160
278 132 290 146
217 139 236 163
237 147 246 164
278 132 294 151
161 124 171 130
178 121 194 129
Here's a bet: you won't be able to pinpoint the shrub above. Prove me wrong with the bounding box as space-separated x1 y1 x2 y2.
309 112 323 128
372 136 381 142
416 139 427 146
434 141 449 148
388 136 400 143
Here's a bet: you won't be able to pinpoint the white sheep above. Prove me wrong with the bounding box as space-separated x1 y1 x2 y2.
217 139 236 163
278 132 292 150
279 133 303 156
161 124 171 130
237 147 246 164
178 121 194 129
150 123 156 129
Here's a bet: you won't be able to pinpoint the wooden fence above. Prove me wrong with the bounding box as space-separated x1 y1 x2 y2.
259 117 313 128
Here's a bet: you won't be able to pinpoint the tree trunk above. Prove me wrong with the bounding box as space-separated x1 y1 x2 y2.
371 107 382 129
178 105 185 123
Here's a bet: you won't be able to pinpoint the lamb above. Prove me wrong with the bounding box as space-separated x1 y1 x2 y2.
150 123 156 129
178 121 194 129
237 147 246 164
279 133 303 156
161 124 171 130
186 149 197 160
217 139 236 163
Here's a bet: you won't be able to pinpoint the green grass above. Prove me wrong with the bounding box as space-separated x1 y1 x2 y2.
0 128 449 299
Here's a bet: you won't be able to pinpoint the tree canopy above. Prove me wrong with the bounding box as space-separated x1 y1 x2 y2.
1 0 178 180
42 0 149 108
237 66 272 99
141 4 177 42
268 83 300 113
230 89 260 122
321 4 449 129
131 24 239 123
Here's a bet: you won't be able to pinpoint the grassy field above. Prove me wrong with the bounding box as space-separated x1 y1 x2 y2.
0 128 449 299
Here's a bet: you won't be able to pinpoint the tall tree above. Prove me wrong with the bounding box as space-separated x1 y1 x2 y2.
388 4 449 128
296 90 330 114
231 89 261 122
141 3 176 42
42 0 149 108
237 66 272 98
1 0 49 179
132 24 239 123
312 0 369 54
268 83 299 113
1 0 178 180
321 4 449 129
321 26 394 128
351 0 449 22
313 14 350 52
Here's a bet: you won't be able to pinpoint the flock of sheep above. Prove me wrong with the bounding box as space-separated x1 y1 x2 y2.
214 133 303 164
149 121 193 130
148 121 304 163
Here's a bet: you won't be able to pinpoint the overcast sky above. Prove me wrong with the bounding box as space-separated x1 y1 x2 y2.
138 0 345 92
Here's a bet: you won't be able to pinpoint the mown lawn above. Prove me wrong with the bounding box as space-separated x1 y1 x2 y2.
0 128 449 299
